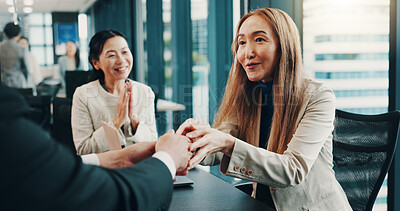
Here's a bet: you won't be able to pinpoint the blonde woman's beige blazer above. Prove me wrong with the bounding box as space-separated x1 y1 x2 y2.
202 78 352 211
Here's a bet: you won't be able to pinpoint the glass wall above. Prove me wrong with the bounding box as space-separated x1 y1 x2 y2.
135 0 237 134
78 14 89 71
27 13 53 66
191 0 209 122
163 0 172 101
160 0 210 128
303 0 389 116
162 0 173 131
141 0 148 83
303 0 389 209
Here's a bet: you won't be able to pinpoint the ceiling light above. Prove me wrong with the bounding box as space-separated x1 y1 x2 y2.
23 0 34 6
8 6 15 13
6 0 13 6
23 7 33 13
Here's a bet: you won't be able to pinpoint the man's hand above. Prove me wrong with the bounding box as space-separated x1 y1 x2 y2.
156 132 192 173
186 128 235 169
98 142 156 169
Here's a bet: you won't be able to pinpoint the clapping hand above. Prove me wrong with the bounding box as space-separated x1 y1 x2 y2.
114 82 129 129
126 80 140 133
114 80 139 133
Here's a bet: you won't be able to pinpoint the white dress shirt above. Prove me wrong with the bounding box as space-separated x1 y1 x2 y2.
81 151 176 178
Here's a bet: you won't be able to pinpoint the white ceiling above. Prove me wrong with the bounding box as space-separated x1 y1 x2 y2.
0 0 96 14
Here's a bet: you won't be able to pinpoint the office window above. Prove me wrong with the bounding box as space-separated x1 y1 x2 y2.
160 0 209 125
162 0 173 130
27 13 53 66
333 89 388 98
315 34 389 43
163 0 172 100
141 0 148 83
315 71 388 79
303 0 389 210
191 0 209 122
315 53 388 61
139 0 236 133
342 107 388 114
78 14 89 71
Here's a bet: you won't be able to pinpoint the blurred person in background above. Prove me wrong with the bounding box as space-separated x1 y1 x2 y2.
18 36 43 90
57 41 81 93
0 22 30 88
0 31 5 42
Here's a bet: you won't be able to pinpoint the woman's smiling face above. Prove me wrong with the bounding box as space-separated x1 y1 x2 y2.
93 36 133 82
236 14 279 82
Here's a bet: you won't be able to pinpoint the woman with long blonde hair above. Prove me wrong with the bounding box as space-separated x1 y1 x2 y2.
177 8 351 210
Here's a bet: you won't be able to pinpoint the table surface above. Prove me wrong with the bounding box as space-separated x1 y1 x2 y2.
157 99 186 111
170 168 275 211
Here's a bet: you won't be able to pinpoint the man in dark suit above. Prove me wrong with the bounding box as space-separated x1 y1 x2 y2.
0 86 192 210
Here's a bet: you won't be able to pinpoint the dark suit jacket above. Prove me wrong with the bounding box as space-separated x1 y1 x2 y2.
0 87 173 211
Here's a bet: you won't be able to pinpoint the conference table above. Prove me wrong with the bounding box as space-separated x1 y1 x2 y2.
170 168 275 210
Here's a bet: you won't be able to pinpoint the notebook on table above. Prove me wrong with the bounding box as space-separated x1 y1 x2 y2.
174 176 194 187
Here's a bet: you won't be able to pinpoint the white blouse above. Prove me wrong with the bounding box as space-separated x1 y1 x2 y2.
72 79 158 155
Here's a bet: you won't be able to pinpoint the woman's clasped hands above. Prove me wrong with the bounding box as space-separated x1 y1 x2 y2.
113 80 140 133
176 118 236 170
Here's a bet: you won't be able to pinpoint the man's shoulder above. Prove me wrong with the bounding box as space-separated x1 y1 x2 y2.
304 78 332 94
0 87 29 119
4 39 22 48
75 80 100 91
73 80 102 99
1 40 26 54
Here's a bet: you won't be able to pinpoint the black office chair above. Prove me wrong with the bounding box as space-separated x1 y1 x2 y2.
52 97 76 154
14 88 33 96
333 109 400 211
36 79 61 100
23 95 52 132
65 70 92 99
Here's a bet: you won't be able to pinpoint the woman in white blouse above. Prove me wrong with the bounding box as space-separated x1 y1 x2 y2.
72 30 157 155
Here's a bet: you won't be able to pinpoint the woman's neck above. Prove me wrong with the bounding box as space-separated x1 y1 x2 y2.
104 77 125 95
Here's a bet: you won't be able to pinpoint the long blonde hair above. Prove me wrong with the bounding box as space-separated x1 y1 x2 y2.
213 8 306 154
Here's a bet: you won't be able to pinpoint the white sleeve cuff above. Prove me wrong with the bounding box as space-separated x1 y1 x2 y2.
81 153 100 166
152 151 176 179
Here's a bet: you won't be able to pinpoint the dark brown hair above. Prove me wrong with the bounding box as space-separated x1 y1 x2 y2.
88 29 127 81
